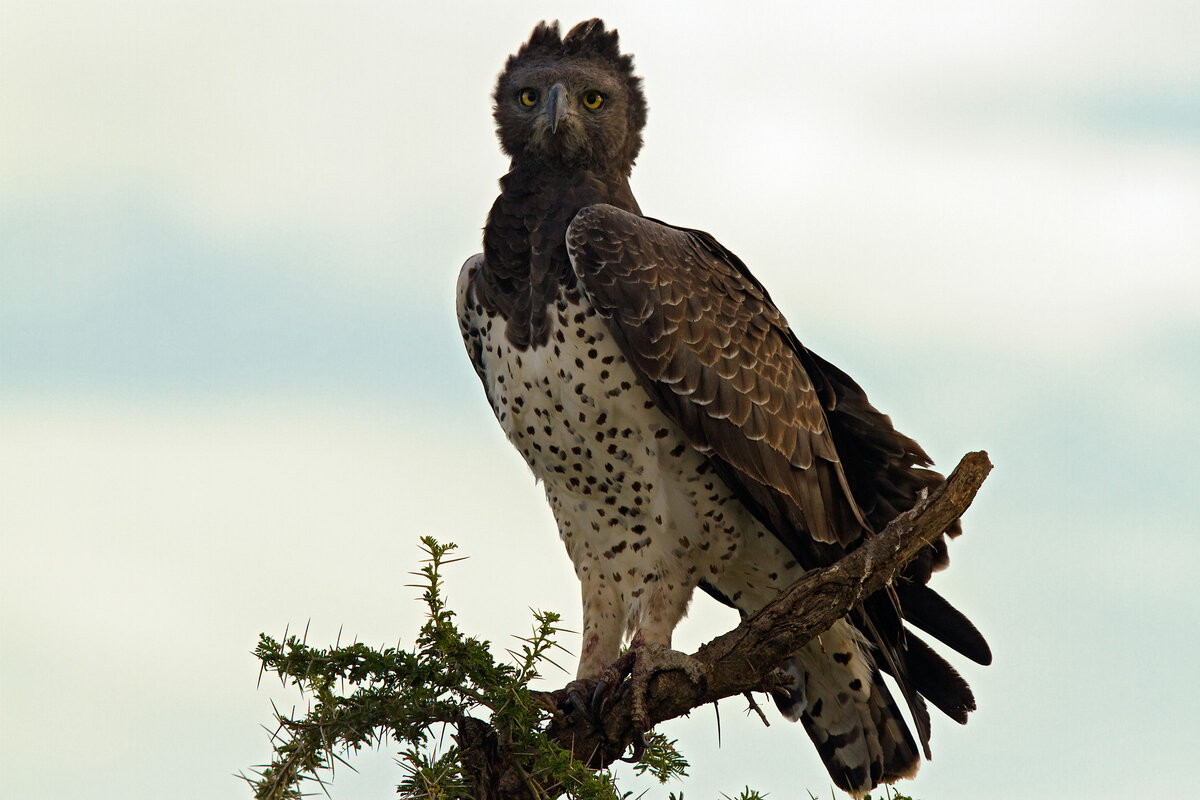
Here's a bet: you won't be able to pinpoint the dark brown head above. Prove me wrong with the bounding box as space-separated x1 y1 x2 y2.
493 19 648 175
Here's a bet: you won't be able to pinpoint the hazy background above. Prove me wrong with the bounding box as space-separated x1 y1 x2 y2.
3 2 1197 798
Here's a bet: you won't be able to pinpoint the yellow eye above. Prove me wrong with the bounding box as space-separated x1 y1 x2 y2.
519 88 538 107
582 91 604 110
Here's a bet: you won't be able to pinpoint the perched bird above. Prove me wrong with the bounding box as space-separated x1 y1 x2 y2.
457 19 990 797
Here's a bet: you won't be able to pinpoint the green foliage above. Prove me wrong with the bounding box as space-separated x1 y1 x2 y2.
242 536 916 799
631 731 690 784
720 788 768 800
242 537 688 799
865 790 916 800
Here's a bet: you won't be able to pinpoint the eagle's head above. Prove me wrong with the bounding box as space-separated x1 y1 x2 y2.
493 19 647 175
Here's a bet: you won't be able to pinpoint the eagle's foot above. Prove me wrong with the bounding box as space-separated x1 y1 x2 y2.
594 638 709 762
624 642 708 733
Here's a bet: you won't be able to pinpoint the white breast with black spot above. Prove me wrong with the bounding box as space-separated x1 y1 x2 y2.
457 255 811 673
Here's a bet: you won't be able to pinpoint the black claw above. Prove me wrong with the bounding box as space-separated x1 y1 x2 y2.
591 651 634 718
591 673 620 718
566 688 590 716
619 729 647 763
554 679 603 729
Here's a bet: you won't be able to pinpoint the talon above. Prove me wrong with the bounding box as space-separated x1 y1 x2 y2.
592 650 635 718
553 678 601 727
590 676 611 716
567 688 590 715
619 729 647 763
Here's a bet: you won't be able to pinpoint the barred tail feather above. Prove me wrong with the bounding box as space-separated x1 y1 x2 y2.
771 622 920 797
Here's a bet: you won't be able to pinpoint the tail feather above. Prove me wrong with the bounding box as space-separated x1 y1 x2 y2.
895 583 993 665
901 633 976 724
864 671 921 784
772 621 920 798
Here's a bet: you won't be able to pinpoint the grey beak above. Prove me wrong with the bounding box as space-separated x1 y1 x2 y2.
545 83 567 134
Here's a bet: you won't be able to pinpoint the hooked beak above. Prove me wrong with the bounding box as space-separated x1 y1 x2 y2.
544 83 567 134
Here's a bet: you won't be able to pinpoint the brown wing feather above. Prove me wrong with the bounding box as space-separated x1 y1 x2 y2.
566 203 868 548
567 204 990 758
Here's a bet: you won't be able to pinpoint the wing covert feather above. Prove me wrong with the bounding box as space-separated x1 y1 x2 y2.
566 203 868 547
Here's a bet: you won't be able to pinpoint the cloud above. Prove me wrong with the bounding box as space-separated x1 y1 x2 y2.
4 0 1197 379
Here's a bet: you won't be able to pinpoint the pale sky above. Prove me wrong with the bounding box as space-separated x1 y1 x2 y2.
2 2 1198 798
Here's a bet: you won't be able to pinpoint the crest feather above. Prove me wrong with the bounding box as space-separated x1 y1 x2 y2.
563 19 621 59
513 20 562 59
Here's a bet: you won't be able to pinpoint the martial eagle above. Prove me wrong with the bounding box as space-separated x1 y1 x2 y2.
456 19 990 796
